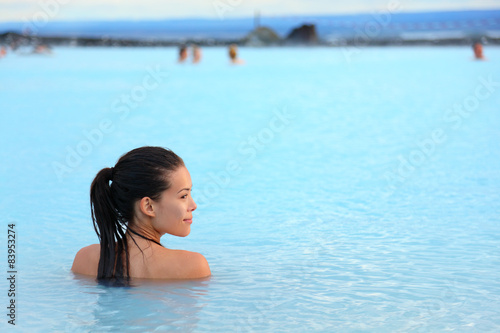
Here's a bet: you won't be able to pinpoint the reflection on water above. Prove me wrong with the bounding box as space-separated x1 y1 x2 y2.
63 275 209 332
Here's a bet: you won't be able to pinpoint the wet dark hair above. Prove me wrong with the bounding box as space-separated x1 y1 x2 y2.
179 45 187 56
90 146 184 284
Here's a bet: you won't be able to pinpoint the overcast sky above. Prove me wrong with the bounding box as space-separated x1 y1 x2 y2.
1 0 499 22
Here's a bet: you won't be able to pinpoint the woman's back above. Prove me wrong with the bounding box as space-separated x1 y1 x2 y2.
72 239 210 279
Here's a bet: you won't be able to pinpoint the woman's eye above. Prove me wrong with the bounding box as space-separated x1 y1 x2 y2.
181 195 188 199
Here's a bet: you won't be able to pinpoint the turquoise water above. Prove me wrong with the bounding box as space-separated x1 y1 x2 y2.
1 46 500 332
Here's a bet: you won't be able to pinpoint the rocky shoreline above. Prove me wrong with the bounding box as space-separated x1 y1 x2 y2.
1 26 498 48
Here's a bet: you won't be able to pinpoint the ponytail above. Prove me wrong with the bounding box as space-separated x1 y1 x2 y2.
90 167 130 283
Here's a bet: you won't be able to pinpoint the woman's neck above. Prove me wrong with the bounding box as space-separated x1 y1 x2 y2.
126 226 163 247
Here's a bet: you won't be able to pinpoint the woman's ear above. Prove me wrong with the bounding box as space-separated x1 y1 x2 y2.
139 197 155 217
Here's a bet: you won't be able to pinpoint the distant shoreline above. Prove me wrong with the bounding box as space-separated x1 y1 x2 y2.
2 9 499 49
1 31 499 48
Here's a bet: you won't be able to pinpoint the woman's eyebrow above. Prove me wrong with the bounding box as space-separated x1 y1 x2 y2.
177 186 192 194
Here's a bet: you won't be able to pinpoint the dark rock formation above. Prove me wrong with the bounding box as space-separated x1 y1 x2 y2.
285 24 318 45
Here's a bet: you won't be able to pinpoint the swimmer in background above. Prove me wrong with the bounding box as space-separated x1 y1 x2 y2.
33 44 52 55
0 46 6 58
472 42 485 61
192 44 202 64
228 44 245 65
71 146 211 284
178 45 188 63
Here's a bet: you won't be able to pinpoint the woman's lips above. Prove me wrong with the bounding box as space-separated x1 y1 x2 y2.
183 219 192 224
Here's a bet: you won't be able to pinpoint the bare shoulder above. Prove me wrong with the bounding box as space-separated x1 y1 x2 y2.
156 249 211 279
174 250 211 279
71 244 100 276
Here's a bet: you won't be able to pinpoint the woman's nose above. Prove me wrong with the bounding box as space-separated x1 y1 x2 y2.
190 197 197 211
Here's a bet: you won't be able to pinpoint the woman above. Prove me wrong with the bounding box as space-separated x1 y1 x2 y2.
178 45 188 63
228 44 245 65
472 42 485 61
71 146 210 283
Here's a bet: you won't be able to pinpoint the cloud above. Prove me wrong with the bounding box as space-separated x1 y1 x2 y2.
0 0 499 22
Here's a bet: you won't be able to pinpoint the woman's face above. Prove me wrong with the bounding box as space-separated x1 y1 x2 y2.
152 166 197 237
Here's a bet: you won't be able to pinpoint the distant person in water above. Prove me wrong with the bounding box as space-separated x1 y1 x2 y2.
33 44 52 55
71 146 210 284
0 46 6 58
192 44 202 64
472 42 485 60
228 44 245 65
178 45 188 63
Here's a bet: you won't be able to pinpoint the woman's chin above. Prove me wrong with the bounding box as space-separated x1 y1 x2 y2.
175 227 191 238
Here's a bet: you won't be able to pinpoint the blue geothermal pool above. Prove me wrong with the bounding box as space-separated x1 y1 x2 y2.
0 46 499 331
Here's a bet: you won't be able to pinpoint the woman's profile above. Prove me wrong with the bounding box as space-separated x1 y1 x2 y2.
71 146 210 284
